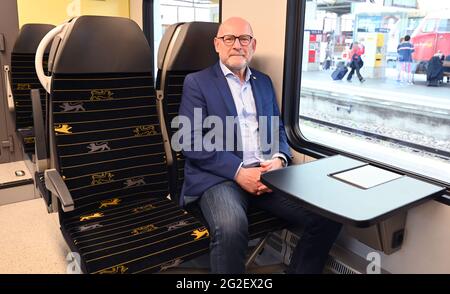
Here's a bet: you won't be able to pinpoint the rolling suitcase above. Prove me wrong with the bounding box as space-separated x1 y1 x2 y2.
331 65 348 80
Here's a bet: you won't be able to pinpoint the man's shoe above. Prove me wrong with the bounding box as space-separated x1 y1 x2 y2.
360 78 366 83
347 79 352 83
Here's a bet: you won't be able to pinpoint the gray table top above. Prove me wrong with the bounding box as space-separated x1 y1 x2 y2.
261 155 445 227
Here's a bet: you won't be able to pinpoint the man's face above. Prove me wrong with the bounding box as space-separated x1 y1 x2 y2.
214 20 256 73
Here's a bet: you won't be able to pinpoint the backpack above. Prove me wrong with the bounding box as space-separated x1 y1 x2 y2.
351 54 364 68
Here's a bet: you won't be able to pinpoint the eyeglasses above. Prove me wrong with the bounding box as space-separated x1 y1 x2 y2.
216 34 253 46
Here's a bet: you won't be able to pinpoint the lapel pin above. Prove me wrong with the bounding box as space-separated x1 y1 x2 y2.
252 76 257 80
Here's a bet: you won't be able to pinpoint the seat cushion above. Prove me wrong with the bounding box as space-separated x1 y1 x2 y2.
61 197 209 273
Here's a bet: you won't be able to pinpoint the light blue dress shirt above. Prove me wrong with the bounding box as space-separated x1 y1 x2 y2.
219 61 287 177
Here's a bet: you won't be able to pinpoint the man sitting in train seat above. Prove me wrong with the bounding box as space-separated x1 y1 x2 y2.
178 17 342 274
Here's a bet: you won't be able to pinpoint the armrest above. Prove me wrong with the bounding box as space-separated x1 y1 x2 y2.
3 65 15 113
35 171 52 213
31 89 48 171
44 169 74 212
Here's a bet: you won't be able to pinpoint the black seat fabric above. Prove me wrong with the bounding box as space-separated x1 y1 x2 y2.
48 16 209 273
156 22 286 239
11 24 54 154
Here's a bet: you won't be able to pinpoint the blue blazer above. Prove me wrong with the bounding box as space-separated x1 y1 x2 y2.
178 62 291 205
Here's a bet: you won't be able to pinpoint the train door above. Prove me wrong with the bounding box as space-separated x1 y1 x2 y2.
0 0 20 163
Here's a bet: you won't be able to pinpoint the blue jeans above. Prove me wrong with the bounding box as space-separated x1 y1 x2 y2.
198 181 342 274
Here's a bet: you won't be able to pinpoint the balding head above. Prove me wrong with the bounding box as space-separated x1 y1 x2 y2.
214 17 256 80
217 17 254 38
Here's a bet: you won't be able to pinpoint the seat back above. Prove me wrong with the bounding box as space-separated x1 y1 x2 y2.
156 22 286 239
156 22 219 200
33 16 211 274
10 24 54 153
47 16 168 219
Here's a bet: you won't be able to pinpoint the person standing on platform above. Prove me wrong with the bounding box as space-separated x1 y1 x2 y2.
346 41 365 83
397 35 415 84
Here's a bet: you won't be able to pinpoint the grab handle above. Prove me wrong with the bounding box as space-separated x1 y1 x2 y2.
35 25 65 93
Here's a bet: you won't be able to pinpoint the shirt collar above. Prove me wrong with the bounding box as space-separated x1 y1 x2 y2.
219 60 252 83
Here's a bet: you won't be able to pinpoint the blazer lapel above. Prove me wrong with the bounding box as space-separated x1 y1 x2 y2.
212 63 238 117
250 72 273 157
211 63 243 158
249 73 264 118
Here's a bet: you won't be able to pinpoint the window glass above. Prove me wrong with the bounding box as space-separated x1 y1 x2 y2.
422 19 437 33
154 0 219 71
437 19 450 32
296 0 450 185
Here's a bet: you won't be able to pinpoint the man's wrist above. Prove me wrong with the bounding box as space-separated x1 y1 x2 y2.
271 152 288 167
278 156 287 167
234 162 244 180
276 156 287 167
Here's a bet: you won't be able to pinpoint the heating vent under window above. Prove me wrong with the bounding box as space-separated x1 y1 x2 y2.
324 256 361 275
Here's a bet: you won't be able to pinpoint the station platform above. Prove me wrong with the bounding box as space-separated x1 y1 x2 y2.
301 71 450 113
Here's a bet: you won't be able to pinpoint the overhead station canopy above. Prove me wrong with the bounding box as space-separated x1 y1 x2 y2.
316 0 353 15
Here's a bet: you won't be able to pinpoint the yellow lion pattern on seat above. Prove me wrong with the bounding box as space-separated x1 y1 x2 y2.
90 89 114 101
98 265 128 274
99 198 121 208
91 172 114 185
16 83 31 90
79 212 104 222
131 224 157 235
54 124 73 134
191 228 209 240
133 125 157 137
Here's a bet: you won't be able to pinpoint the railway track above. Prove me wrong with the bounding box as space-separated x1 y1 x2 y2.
300 115 450 162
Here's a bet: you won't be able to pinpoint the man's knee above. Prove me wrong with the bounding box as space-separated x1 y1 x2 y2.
211 213 249 243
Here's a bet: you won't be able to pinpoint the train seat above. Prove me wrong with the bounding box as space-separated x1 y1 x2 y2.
9 24 54 155
36 16 209 273
156 22 287 270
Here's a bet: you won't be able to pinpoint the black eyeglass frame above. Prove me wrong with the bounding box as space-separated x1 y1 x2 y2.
216 34 254 46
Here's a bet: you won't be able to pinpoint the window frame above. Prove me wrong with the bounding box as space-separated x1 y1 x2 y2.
143 0 155 78
282 0 450 203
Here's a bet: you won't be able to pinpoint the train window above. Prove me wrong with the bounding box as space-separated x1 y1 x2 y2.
421 19 437 33
437 19 450 32
153 0 220 64
284 0 450 187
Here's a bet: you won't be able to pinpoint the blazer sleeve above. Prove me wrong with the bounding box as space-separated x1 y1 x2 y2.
178 74 243 180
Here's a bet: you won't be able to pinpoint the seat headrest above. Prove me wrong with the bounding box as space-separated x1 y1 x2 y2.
52 16 152 74
157 23 183 70
158 22 219 71
13 24 55 54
